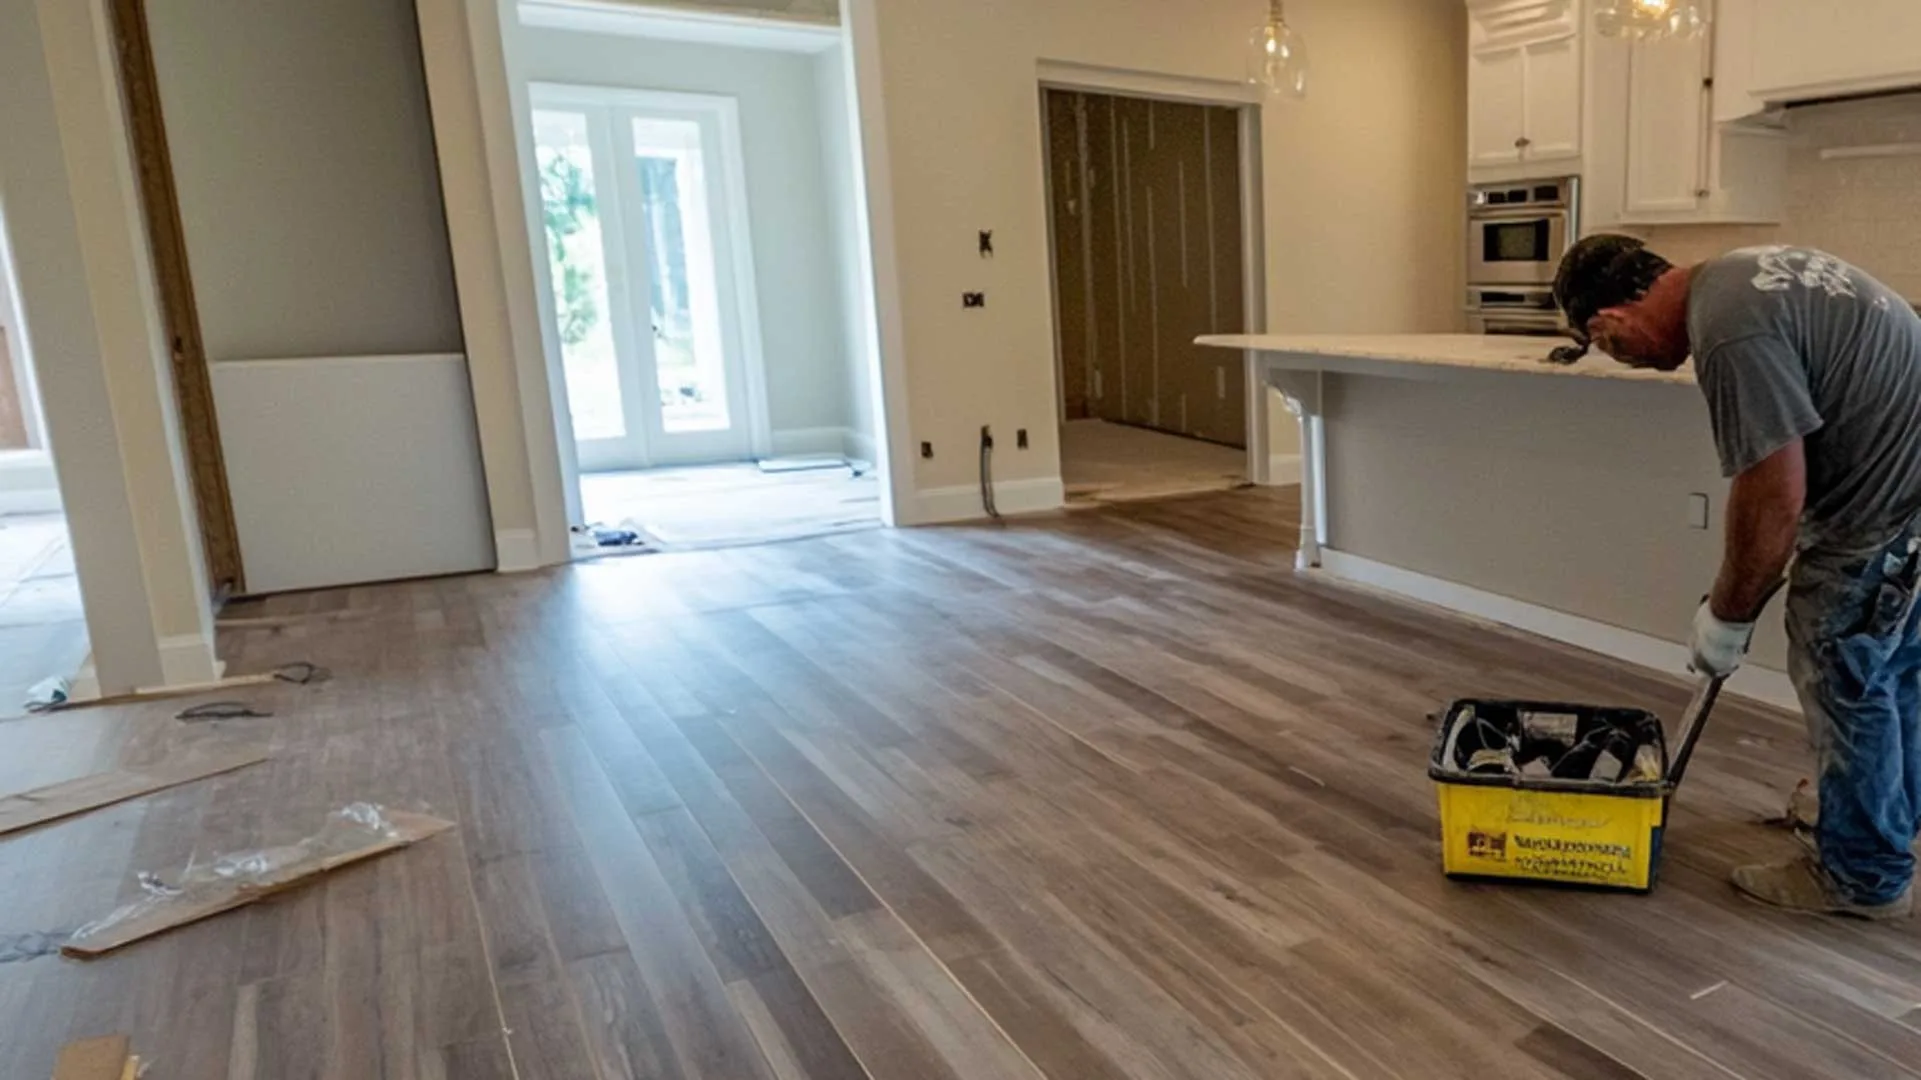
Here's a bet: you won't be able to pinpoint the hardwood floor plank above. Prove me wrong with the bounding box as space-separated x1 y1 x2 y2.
541 726 778 1080
633 806 787 985
568 950 689 1080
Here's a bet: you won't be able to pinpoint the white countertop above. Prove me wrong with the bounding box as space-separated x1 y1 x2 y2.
1197 333 1697 386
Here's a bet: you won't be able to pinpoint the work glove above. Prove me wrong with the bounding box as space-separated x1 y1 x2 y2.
1689 601 1754 678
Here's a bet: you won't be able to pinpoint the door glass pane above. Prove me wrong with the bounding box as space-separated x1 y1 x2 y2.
533 110 623 442
633 117 730 433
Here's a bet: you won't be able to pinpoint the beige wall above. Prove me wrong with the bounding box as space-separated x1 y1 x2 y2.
1636 92 1921 301
863 0 1467 495
423 0 1467 547
145 0 462 361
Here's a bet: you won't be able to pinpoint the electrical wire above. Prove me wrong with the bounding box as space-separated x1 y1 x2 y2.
980 430 1002 521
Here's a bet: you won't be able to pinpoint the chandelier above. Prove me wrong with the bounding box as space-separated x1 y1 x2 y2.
1246 0 1308 100
1594 0 1711 41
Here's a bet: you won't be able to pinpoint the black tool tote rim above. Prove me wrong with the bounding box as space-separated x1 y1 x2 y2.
1426 698 1671 800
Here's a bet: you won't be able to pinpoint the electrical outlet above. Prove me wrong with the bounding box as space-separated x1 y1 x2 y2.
980 425 994 449
921 441 934 459
1687 493 1710 530
963 292 986 309
1016 428 1029 449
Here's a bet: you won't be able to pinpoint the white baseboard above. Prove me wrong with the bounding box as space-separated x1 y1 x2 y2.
494 528 542 573
913 477 1066 525
1318 549 1800 712
0 450 62 513
770 427 851 458
0 488 61 514
155 631 224 688
844 429 878 465
1265 454 1303 487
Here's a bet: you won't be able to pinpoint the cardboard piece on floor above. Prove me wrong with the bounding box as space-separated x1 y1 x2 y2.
51 1034 136 1080
62 810 454 958
0 750 270 838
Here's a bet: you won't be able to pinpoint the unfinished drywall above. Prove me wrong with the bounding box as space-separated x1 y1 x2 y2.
143 0 462 361
1636 93 1921 300
509 23 862 453
856 0 1467 514
1322 372 1790 669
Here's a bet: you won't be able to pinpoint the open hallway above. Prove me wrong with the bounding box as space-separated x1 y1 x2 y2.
2 489 1916 1079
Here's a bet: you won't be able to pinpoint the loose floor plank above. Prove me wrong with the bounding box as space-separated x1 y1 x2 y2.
0 749 268 837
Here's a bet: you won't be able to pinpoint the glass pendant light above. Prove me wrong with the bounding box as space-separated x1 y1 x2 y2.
1246 0 1308 100
1594 0 1710 41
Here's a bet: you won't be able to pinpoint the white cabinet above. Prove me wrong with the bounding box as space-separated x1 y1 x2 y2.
1746 0 1921 103
1466 0 1583 179
1469 46 1528 167
1522 33 1583 162
1623 35 1709 215
1583 0 1786 227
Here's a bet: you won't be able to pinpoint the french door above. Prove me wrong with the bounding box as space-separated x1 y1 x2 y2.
530 85 764 471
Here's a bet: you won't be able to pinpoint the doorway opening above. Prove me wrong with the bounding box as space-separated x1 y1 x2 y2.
0 211 87 716
1043 87 1257 507
509 4 883 555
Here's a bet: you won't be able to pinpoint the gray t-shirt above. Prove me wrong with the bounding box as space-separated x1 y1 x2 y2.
1688 246 1921 552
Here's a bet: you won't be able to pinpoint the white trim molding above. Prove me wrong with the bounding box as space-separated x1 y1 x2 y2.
0 449 62 513
770 427 851 458
914 477 1065 525
156 631 223 688
1318 549 1799 712
517 0 840 53
1035 60 1259 106
494 527 542 572
1264 453 1303 488
844 428 877 464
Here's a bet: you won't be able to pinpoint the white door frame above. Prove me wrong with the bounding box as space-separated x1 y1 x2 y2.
525 82 773 475
414 0 914 565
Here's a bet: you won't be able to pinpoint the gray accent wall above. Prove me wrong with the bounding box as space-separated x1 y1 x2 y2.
144 0 463 361
1323 371 1791 670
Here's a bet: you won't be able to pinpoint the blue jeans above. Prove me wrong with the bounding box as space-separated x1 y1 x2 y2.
1786 519 1921 905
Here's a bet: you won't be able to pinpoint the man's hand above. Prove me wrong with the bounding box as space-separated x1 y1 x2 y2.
1690 601 1754 677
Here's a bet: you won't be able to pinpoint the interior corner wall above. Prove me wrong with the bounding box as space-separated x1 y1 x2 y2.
857 0 1468 510
506 23 859 448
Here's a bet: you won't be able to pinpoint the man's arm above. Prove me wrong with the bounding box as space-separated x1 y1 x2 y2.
1710 438 1805 622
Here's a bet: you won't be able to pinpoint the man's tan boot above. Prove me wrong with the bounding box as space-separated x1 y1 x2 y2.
1732 855 1913 920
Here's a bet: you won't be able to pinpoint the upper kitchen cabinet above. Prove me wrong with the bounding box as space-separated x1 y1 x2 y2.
1735 0 1921 109
1467 0 1583 179
1586 0 1786 227
1620 30 1784 225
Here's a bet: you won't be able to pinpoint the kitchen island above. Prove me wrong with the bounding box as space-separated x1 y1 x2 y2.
1200 333 1794 708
